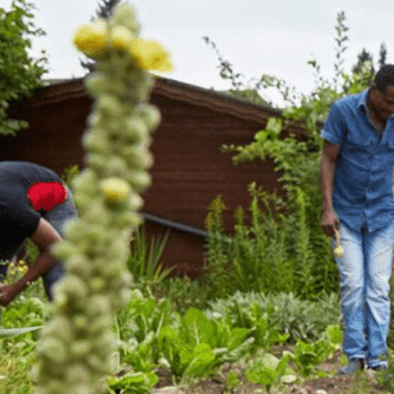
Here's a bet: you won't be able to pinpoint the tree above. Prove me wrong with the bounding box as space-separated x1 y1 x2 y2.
378 42 387 69
80 0 122 74
0 0 48 136
352 48 375 75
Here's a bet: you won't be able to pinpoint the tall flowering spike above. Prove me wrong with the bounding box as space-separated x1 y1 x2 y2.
33 2 172 393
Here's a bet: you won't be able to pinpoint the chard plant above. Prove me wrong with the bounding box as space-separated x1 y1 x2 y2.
33 2 173 394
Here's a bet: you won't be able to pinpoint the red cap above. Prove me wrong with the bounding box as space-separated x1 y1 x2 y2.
27 182 67 211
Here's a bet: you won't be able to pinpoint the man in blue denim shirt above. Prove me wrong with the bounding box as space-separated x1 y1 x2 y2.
320 65 394 374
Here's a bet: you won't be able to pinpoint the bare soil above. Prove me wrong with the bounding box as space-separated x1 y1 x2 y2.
151 351 389 394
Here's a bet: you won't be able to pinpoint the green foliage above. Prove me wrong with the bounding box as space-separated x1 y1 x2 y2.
375 348 394 392
116 290 298 384
245 352 291 392
0 0 48 136
60 164 80 189
292 324 342 377
0 281 345 393
107 371 158 394
204 195 234 299
204 184 338 299
206 291 341 344
0 326 41 339
225 370 241 391
153 275 210 314
127 225 173 293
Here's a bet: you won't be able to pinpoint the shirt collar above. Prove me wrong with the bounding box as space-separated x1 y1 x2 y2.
358 89 370 111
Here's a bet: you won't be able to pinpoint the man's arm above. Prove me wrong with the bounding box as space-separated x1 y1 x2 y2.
320 141 340 236
0 218 62 305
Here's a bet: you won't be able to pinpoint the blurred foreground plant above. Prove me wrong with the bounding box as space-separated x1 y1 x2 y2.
33 2 173 393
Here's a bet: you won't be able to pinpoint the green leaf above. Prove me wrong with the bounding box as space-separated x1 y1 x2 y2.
246 366 277 387
0 326 41 338
180 308 215 346
227 327 250 350
107 371 158 391
261 353 280 369
325 324 342 345
182 343 216 378
281 374 297 384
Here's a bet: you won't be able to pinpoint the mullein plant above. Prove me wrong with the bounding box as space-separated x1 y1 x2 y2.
33 2 173 394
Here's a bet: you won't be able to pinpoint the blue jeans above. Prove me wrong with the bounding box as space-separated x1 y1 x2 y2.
0 186 78 301
333 221 394 368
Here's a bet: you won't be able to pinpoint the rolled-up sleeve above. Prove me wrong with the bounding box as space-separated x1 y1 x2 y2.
320 102 346 147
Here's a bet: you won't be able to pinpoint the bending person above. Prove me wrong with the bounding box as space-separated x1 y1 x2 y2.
0 161 78 306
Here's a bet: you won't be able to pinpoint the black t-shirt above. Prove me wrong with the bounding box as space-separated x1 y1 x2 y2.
0 161 63 261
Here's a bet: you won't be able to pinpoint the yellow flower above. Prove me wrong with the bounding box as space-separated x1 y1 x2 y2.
100 178 131 204
130 39 174 72
334 245 344 258
334 228 343 257
73 19 108 57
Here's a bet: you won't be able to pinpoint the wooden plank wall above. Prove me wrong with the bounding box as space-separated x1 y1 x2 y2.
1 80 286 277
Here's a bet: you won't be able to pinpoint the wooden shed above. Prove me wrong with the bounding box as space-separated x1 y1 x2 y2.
2 76 305 277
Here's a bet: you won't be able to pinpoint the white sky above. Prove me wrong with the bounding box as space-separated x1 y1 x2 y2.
3 0 393 106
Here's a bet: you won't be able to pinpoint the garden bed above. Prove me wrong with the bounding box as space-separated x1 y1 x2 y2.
152 350 387 394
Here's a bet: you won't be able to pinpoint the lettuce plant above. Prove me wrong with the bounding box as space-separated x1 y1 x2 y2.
33 2 173 393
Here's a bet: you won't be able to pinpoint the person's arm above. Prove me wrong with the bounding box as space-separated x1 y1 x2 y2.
320 141 340 236
0 218 62 306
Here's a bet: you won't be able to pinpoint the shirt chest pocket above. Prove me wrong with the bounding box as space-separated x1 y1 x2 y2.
344 135 375 160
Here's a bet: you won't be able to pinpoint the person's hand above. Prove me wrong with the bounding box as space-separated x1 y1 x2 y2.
321 209 339 237
0 284 18 306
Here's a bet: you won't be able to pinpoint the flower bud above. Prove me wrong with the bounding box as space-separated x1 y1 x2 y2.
82 131 111 155
135 103 161 130
85 73 111 98
100 177 131 205
38 338 68 364
66 364 90 384
73 314 89 331
110 26 134 50
122 145 154 169
111 2 139 33
127 170 151 192
71 340 92 359
105 156 129 177
97 94 123 118
124 118 148 142
86 294 112 317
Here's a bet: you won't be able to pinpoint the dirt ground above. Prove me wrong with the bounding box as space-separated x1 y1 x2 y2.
151 351 389 394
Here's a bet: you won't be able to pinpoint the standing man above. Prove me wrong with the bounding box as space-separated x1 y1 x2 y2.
320 64 394 374
0 161 78 306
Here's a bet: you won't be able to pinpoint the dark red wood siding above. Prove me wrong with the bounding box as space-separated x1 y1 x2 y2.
0 77 302 277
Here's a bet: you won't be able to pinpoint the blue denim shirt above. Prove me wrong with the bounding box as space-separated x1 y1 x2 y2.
321 89 394 233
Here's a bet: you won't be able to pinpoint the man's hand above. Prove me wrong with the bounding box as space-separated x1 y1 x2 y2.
321 209 340 236
1 219 62 306
0 284 18 306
